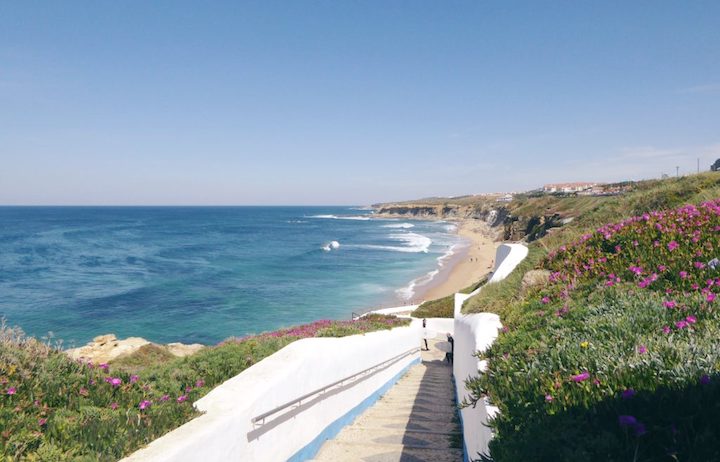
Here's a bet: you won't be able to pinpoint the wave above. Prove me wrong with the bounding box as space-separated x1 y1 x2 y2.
321 240 340 252
396 269 440 300
287 220 308 224
308 214 371 221
381 223 415 229
351 232 432 253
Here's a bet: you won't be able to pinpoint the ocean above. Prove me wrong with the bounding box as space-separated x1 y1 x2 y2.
0 207 464 346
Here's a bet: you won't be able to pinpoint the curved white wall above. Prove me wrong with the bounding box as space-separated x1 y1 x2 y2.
123 324 420 462
453 243 528 461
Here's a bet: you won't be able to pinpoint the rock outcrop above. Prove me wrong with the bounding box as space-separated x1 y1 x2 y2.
66 334 204 363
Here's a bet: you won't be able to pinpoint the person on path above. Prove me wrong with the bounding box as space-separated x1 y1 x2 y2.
445 333 454 364
421 318 429 351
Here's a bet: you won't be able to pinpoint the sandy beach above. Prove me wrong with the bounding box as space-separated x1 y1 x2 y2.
414 219 497 302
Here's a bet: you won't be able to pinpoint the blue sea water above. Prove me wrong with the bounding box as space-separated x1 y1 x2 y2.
0 207 463 346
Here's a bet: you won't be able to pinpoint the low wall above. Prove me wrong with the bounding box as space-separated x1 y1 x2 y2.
123 324 420 462
453 243 528 461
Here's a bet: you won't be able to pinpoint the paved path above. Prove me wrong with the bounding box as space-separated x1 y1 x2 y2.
311 338 462 462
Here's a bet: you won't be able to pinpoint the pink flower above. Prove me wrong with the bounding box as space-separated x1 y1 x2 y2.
708 293 717 302
686 315 697 324
160 394 170 402
695 261 706 269
195 380 205 388
663 300 677 309
139 400 152 410
177 395 188 403
571 371 590 382
79 387 89 397
637 345 647 354
662 326 671 334
38 418 47 426
6 387 16 395
541 296 550 304
106 377 122 387
99 363 109 372
680 271 688 279
668 241 679 251
675 320 689 330
110 402 119 410
545 394 553 402
130 375 139 384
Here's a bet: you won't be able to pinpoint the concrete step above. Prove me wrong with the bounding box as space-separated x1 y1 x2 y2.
332 427 458 449
313 441 463 462
358 408 458 423
343 417 461 434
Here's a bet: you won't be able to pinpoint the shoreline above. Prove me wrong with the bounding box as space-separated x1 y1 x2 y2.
414 219 497 302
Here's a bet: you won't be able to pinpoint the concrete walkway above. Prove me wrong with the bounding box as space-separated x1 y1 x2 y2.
311 338 462 462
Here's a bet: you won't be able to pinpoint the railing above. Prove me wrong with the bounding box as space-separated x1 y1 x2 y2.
250 346 420 426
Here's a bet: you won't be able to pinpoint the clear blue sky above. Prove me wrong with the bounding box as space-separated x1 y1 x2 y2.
1 1 719 205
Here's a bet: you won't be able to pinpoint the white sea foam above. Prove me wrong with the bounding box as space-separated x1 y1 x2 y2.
396 269 441 300
321 240 341 252
354 232 432 253
381 223 415 229
308 214 371 221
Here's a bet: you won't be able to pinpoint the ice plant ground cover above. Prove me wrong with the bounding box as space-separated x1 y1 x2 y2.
0 314 408 460
465 199 720 461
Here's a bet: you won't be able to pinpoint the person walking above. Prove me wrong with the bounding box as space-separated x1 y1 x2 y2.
421 318 429 351
445 333 454 364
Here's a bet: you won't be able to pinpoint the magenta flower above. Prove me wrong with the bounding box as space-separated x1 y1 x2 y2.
99 363 109 372
637 345 647 354
177 394 188 403
38 418 47 426
708 293 717 302
618 415 637 427
107 377 122 387
675 320 688 330
686 315 697 324
160 394 170 402
695 261 706 269
680 271 688 279
541 296 550 304
571 371 590 382
545 394 553 403
110 402 119 410
6 387 16 395
663 300 677 309
139 400 152 410
668 241 679 251
621 389 636 399
662 325 671 334
195 379 205 388
130 375 139 383
185 386 193 393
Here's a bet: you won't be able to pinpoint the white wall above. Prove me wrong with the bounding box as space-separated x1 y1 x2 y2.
122 324 420 462
453 243 528 461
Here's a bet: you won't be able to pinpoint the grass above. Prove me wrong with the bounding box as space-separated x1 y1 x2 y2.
0 315 409 460
412 276 489 318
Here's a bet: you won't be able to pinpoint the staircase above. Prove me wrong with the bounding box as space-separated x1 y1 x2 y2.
311 339 463 462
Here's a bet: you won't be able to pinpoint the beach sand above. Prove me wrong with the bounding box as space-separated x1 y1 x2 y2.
414 219 497 302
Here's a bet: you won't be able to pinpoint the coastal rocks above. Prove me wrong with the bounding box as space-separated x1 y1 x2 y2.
65 334 204 364
503 213 562 242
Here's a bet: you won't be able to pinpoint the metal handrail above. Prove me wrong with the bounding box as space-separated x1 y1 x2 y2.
251 346 420 426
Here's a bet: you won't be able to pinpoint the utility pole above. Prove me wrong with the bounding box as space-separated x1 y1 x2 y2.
676 166 680 177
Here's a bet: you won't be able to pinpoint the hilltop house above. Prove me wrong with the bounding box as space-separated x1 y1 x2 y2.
543 182 598 193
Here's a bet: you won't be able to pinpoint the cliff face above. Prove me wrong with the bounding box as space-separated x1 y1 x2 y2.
373 203 561 242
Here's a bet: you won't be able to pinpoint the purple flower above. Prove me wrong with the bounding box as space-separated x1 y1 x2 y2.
686 315 697 324
622 388 637 399
637 345 647 354
6 387 16 395
663 300 677 309
618 415 638 427
160 394 170 402
634 422 647 436
708 293 717 302
177 394 188 403
110 402 119 410
107 377 122 387
680 271 688 279
130 375 139 384
38 418 47 426
668 241 679 251
545 394 553 402
99 363 109 372
662 326 671 334
139 400 152 410
571 371 590 382
700 374 711 385
195 379 205 388
541 296 550 304
675 320 688 330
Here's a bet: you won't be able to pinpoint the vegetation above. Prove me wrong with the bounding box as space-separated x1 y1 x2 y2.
463 192 720 460
412 276 488 318
0 315 409 460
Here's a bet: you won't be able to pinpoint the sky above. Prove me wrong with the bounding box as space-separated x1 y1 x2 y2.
1 1 719 205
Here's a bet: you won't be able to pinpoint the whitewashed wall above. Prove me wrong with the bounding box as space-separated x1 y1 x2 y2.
123 324 420 462
453 243 528 461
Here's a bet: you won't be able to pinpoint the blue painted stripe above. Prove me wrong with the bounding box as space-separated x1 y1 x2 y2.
287 356 421 462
